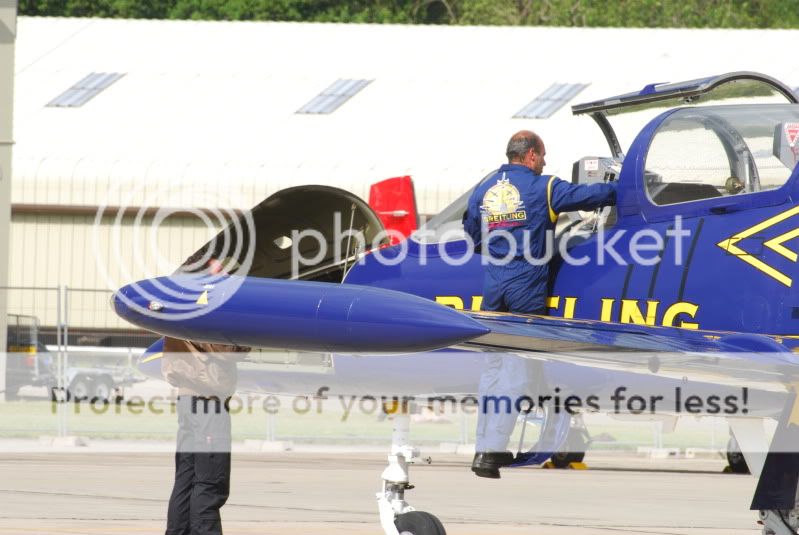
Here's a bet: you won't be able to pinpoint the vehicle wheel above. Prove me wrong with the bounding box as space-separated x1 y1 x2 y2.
92 378 115 404
726 436 750 474
68 376 90 403
550 430 587 469
395 511 446 535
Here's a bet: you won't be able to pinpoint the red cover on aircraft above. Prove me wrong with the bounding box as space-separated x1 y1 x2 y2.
368 176 419 244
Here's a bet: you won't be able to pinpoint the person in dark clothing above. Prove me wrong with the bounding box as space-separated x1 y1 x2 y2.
162 337 249 535
464 130 617 314
463 130 617 478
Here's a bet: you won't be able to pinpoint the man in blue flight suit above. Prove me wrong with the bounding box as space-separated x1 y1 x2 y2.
463 130 616 478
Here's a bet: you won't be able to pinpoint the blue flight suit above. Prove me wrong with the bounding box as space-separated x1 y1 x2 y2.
464 163 616 313
464 163 616 456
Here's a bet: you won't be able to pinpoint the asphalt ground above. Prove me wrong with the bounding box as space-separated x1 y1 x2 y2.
0 449 763 535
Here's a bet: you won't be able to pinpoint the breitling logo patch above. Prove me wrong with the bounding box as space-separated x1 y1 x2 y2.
480 175 527 229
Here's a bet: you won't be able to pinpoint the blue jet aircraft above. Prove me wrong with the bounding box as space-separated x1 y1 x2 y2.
115 72 799 535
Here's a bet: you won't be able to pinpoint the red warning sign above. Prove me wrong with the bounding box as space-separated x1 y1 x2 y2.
786 123 799 148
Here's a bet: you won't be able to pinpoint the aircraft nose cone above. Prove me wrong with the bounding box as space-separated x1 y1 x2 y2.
110 278 191 327
111 283 151 328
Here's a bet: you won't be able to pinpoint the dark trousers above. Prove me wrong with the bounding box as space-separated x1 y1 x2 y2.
166 396 232 535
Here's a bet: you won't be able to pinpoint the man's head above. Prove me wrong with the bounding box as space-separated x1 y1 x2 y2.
506 130 546 174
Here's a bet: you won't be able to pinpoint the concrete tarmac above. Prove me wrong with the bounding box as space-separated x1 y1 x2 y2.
0 450 762 535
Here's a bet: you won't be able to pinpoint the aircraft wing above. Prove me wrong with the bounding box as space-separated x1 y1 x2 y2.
113 275 799 391
463 312 798 391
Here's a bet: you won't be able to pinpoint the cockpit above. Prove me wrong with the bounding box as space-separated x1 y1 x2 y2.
415 72 799 244
643 104 799 206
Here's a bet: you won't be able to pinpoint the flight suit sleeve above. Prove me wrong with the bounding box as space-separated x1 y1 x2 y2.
547 177 617 223
462 191 483 250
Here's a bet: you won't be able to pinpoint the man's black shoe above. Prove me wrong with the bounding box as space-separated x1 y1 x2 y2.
471 451 514 479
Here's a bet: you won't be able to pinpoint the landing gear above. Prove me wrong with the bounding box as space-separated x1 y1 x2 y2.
549 426 589 469
376 406 446 535
517 410 590 469
395 511 446 535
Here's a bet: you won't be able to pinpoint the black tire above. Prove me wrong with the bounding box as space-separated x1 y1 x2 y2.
726 436 750 474
550 430 587 469
67 376 90 403
395 511 447 535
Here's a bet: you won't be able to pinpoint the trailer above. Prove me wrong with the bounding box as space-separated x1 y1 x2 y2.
5 314 143 402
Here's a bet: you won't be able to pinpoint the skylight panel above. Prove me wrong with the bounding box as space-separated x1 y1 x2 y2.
47 72 125 108
296 79 372 114
514 83 589 119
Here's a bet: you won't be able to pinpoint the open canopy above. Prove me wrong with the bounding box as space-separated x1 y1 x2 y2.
571 72 799 158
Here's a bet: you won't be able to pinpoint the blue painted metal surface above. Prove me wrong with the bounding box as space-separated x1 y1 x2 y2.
124 72 799 472
114 275 489 353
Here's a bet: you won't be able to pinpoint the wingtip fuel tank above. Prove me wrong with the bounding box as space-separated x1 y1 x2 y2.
113 275 489 353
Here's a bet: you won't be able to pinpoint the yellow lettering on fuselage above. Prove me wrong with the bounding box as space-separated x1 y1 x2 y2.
661 301 700 329
436 294 700 329
470 296 483 311
435 296 464 310
547 296 576 319
620 299 659 326
600 298 615 322
563 297 577 319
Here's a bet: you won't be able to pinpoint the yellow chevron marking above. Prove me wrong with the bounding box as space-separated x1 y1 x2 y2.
196 290 208 305
764 227 799 262
716 205 799 288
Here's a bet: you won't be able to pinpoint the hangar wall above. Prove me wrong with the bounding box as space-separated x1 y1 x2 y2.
0 4 16 398
8 211 218 329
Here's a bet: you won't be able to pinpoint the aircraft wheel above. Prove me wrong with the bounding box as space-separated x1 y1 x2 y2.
550 430 587 469
395 511 447 535
726 436 750 474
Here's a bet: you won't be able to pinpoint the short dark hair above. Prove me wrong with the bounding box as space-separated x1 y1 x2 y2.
506 131 542 162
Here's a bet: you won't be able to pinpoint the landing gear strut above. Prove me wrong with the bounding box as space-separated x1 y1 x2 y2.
376 407 446 535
